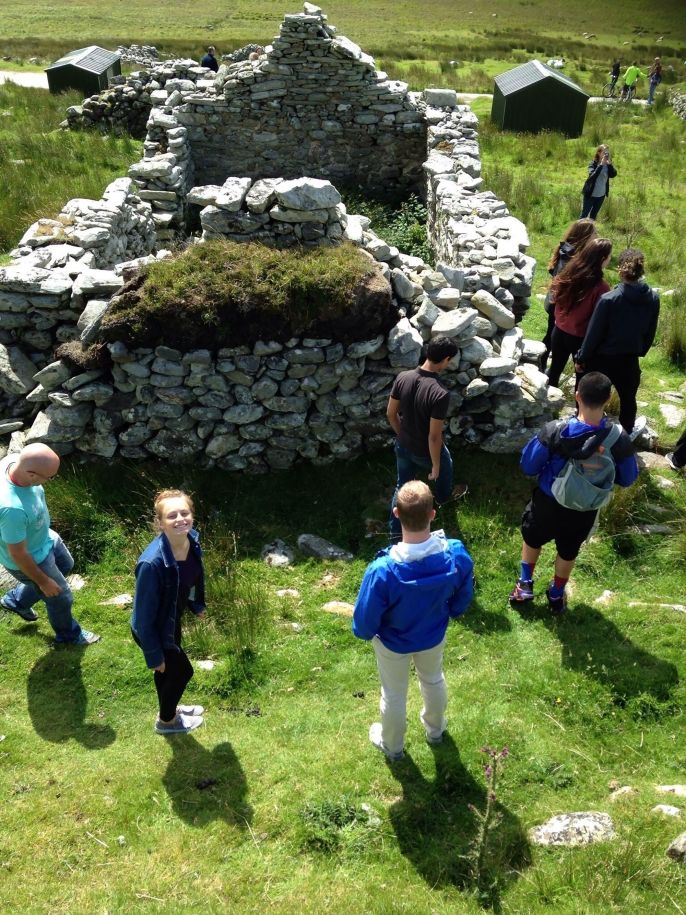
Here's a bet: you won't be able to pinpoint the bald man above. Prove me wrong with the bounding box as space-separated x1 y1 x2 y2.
0 444 100 645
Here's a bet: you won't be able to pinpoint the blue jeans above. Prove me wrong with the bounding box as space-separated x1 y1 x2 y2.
647 78 660 104
390 441 453 538
2 536 81 643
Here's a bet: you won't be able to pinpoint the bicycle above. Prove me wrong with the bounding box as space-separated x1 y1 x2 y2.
620 84 637 102
602 79 618 99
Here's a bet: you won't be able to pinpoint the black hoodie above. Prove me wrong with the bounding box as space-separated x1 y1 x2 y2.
578 281 660 361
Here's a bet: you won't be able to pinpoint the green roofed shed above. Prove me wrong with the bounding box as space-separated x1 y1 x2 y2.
46 46 121 95
491 60 589 137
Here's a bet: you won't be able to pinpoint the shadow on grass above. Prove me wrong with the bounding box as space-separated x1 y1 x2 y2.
385 734 530 910
162 734 252 829
550 602 680 702
512 601 679 701
460 597 513 635
27 647 116 749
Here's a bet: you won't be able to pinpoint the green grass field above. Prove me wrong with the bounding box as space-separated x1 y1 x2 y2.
1 2 686 911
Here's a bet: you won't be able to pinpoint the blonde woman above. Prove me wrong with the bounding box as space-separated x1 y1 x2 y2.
131 490 206 734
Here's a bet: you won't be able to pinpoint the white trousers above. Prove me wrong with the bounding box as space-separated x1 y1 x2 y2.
372 635 448 755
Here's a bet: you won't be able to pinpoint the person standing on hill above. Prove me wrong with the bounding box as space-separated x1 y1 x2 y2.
539 218 597 371
546 237 612 389
647 57 663 105
0 444 99 645
131 490 207 735
575 248 660 438
353 480 474 761
580 144 617 220
201 46 219 72
610 60 621 91
386 336 459 542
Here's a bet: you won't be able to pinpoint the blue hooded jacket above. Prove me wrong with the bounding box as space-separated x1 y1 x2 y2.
352 535 474 653
521 417 638 498
130 528 205 669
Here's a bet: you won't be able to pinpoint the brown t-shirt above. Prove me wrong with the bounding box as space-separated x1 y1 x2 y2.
390 368 450 458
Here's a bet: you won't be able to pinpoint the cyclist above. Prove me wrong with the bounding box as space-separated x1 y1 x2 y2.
620 61 646 100
610 60 621 92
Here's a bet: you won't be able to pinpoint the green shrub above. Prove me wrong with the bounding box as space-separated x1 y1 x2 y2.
100 239 394 350
344 192 433 262
661 286 686 366
299 796 380 853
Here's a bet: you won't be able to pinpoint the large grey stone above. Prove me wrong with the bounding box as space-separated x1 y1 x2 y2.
529 813 616 847
666 832 686 862
275 178 341 211
479 356 518 377
297 534 353 562
215 177 253 212
245 178 281 214
0 345 38 395
471 290 516 329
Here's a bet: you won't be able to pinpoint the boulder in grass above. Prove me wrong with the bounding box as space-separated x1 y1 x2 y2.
297 534 353 562
666 832 686 862
529 812 616 847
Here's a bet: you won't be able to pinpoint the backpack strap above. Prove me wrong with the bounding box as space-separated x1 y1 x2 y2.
602 423 622 453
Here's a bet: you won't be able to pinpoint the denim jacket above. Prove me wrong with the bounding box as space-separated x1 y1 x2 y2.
131 529 205 669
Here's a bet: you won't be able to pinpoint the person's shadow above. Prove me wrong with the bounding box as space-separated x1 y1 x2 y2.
162 734 252 830
27 647 116 749
544 602 680 705
385 734 530 910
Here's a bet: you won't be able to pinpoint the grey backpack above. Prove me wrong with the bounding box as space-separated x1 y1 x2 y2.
550 422 623 512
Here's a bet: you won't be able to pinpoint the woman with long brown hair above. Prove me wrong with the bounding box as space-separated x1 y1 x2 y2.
580 144 617 220
539 218 597 371
547 237 612 389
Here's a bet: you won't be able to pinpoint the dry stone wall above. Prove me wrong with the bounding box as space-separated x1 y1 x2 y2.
0 4 561 464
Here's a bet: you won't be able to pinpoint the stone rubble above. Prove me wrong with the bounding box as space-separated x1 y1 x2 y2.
529 812 616 846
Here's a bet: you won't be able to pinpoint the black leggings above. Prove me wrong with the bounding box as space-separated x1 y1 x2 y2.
585 354 641 432
132 628 194 721
548 327 584 389
154 647 194 722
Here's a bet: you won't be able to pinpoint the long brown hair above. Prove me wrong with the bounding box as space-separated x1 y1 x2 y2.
551 238 612 316
547 218 597 272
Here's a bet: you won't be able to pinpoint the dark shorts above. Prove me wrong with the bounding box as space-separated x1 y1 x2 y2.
521 488 597 561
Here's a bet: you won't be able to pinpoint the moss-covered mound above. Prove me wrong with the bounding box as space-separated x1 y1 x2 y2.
99 240 395 350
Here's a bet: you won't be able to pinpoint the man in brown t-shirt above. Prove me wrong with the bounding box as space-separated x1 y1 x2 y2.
387 337 458 539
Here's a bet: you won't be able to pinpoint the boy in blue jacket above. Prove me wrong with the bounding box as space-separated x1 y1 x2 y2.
509 372 638 614
353 480 474 761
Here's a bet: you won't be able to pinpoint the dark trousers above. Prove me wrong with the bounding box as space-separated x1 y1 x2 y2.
580 194 605 219
154 647 194 722
671 425 686 467
548 327 584 389
540 307 556 370
132 626 194 722
585 354 641 432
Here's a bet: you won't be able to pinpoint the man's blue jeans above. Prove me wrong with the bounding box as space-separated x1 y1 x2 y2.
389 441 454 538
2 536 81 643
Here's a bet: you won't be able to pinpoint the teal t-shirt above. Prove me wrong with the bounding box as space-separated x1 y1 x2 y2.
0 456 53 569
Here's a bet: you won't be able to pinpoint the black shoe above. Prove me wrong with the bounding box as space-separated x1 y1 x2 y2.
546 587 567 616
1 598 38 622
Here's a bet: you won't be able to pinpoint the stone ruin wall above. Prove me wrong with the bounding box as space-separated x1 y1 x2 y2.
0 4 562 468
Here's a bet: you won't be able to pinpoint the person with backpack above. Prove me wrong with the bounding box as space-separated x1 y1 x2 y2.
539 218 597 372
509 372 638 615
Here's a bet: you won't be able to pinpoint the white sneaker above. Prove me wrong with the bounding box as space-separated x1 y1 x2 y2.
629 415 647 442
368 722 404 761
155 713 204 734
177 704 205 716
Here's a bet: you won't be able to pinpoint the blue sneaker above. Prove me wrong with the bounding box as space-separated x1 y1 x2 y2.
75 629 101 645
509 579 534 603
0 597 38 622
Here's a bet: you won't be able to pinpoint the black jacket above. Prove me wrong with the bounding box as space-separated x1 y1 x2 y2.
201 53 219 72
582 160 617 198
577 281 660 362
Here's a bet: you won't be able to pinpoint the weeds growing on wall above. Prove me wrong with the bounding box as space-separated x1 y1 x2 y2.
344 193 434 263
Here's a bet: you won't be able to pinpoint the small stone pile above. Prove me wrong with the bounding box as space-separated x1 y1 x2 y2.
116 44 162 67
189 176 345 247
222 44 265 63
669 89 686 120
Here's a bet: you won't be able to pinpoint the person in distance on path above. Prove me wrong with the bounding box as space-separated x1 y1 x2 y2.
201 46 219 72
386 336 464 542
131 490 207 735
0 443 99 645
353 480 474 761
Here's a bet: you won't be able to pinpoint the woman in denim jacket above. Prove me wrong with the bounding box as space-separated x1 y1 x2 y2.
131 490 207 734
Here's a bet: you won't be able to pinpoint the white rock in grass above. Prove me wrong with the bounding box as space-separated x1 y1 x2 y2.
657 785 686 798
594 590 615 606
99 593 133 606
276 589 300 599
298 534 353 562
529 812 616 846
609 786 637 801
196 659 215 671
66 574 86 591
653 805 681 817
666 832 686 862
322 601 354 617
660 404 685 428
261 539 295 567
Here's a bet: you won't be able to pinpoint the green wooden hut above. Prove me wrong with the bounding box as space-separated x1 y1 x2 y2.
491 60 589 137
46 47 121 95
